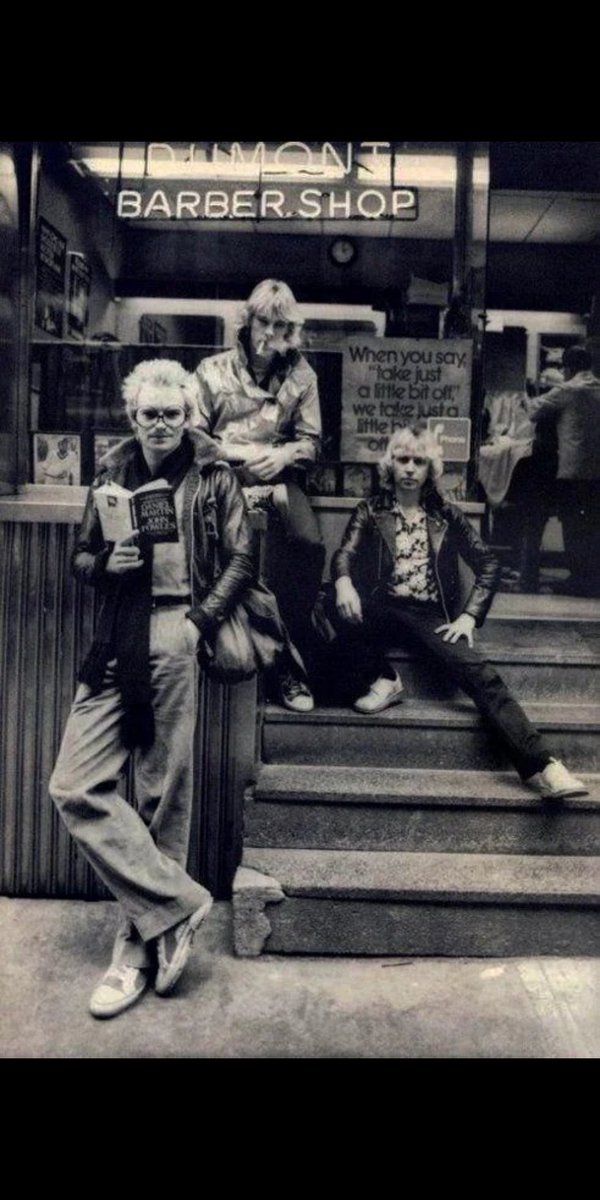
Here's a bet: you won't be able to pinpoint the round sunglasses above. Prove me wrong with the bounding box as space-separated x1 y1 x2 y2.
134 406 186 429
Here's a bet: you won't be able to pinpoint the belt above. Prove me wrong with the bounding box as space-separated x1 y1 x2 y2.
151 594 192 609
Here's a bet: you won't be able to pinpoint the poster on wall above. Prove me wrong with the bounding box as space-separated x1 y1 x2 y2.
67 252 91 339
340 337 473 462
32 433 81 485
34 217 67 337
93 433 126 474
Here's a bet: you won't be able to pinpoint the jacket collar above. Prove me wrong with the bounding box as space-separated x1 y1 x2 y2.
97 428 220 475
374 485 447 521
373 488 448 560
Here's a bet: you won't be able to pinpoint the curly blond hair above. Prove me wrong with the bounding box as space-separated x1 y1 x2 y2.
378 424 445 491
121 359 201 426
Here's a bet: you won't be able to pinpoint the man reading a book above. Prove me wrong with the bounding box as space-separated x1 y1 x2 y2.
49 359 281 1018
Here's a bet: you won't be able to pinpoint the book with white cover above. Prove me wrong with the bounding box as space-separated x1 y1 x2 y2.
93 478 178 543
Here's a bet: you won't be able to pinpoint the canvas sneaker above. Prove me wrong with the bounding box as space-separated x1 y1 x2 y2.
278 673 315 713
526 758 589 800
89 963 149 1019
154 895 213 996
354 671 404 714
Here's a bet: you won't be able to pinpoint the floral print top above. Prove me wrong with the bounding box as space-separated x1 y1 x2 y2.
388 502 440 601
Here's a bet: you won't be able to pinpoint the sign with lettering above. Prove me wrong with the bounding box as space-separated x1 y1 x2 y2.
116 182 418 222
35 218 66 337
426 416 472 462
340 338 473 462
73 142 429 222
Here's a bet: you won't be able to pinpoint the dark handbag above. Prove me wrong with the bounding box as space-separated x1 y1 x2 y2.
199 472 296 684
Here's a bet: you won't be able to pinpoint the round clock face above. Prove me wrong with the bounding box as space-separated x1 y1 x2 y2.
329 237 356 266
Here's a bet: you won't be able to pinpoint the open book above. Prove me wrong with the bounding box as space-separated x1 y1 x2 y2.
93 479 179 543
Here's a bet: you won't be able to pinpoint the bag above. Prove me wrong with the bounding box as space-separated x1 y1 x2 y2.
203 603 258 683
198 471 303 684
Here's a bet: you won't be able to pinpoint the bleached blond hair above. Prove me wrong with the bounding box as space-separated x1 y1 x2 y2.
121 359 200 426
238 279 304 350
378 424 445 491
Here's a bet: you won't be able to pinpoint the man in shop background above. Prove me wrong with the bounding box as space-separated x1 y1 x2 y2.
194 279 325 712
48 359 286 1020
322 422 588 801
528 344 600 597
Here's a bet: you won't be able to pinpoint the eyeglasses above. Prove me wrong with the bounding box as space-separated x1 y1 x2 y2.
393 455 428 467
134 406 186 429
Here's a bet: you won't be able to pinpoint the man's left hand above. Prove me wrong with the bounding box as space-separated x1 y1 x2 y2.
245 445 293 481
434 613 476 647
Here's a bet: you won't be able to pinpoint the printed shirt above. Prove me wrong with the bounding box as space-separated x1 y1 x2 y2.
388 502 440 602
152 483 190 598
194 340 321 466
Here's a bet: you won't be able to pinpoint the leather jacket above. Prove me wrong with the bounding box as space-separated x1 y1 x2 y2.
331 484 500 627
73 429 255 653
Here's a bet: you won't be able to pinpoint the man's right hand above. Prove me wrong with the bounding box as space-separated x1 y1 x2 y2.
335 576 363 624
106 532 143 575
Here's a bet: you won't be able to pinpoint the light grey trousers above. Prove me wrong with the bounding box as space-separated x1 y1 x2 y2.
49 606 211 966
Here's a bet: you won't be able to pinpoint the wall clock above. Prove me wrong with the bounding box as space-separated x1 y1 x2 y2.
329 237 357 266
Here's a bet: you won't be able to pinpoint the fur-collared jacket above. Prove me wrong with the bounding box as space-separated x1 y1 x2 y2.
73 428 256 675
331 484 501 627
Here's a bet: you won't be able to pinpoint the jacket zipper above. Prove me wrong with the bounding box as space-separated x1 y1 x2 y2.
431 521 450 622
189 480 202 610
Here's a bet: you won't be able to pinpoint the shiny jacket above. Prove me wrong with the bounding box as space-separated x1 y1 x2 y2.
194 336 321 467
73 429 255 652
331 485 501 627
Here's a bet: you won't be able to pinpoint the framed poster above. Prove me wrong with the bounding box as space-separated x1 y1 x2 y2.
93 432 126 474
33 433 81 485
67 252 91 339
342 462 374 498
34 217 67 337
306 462 340 496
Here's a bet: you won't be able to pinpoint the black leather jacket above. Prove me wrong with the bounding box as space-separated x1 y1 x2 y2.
73 429 255 653
331 485 500 627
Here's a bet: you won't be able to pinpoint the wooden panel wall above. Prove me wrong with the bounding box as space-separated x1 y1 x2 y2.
0 520 257 900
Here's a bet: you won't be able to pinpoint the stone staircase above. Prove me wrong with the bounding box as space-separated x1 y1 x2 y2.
232 599 600 957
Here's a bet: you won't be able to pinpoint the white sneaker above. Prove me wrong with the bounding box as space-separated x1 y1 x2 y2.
89 963 149 1019
526 758 589 800
354 672 404 714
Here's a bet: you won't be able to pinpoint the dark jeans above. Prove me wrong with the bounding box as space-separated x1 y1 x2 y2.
333 591 552 780
264 481 325 678
556 479 600 597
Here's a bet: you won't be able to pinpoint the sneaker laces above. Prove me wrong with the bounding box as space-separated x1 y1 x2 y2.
280 673 311 700
106 964 142 989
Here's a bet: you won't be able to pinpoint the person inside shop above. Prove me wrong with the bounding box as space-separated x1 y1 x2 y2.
194 279 325 712
325 422 589 801
528 345 600 597
49 358 293 1020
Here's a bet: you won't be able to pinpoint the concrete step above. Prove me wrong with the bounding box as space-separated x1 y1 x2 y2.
262 702 600 771
317 621 600 702
245 765 600 856
485 595 600 623
234 848 600 957
384 652 599 701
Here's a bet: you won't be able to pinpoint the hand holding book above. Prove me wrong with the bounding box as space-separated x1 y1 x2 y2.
105 532 144 575
93 479 179 544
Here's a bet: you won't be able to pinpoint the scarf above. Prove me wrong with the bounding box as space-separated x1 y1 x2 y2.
113 436 195 751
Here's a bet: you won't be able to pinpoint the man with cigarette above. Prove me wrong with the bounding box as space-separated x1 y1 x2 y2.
195 279 325 711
